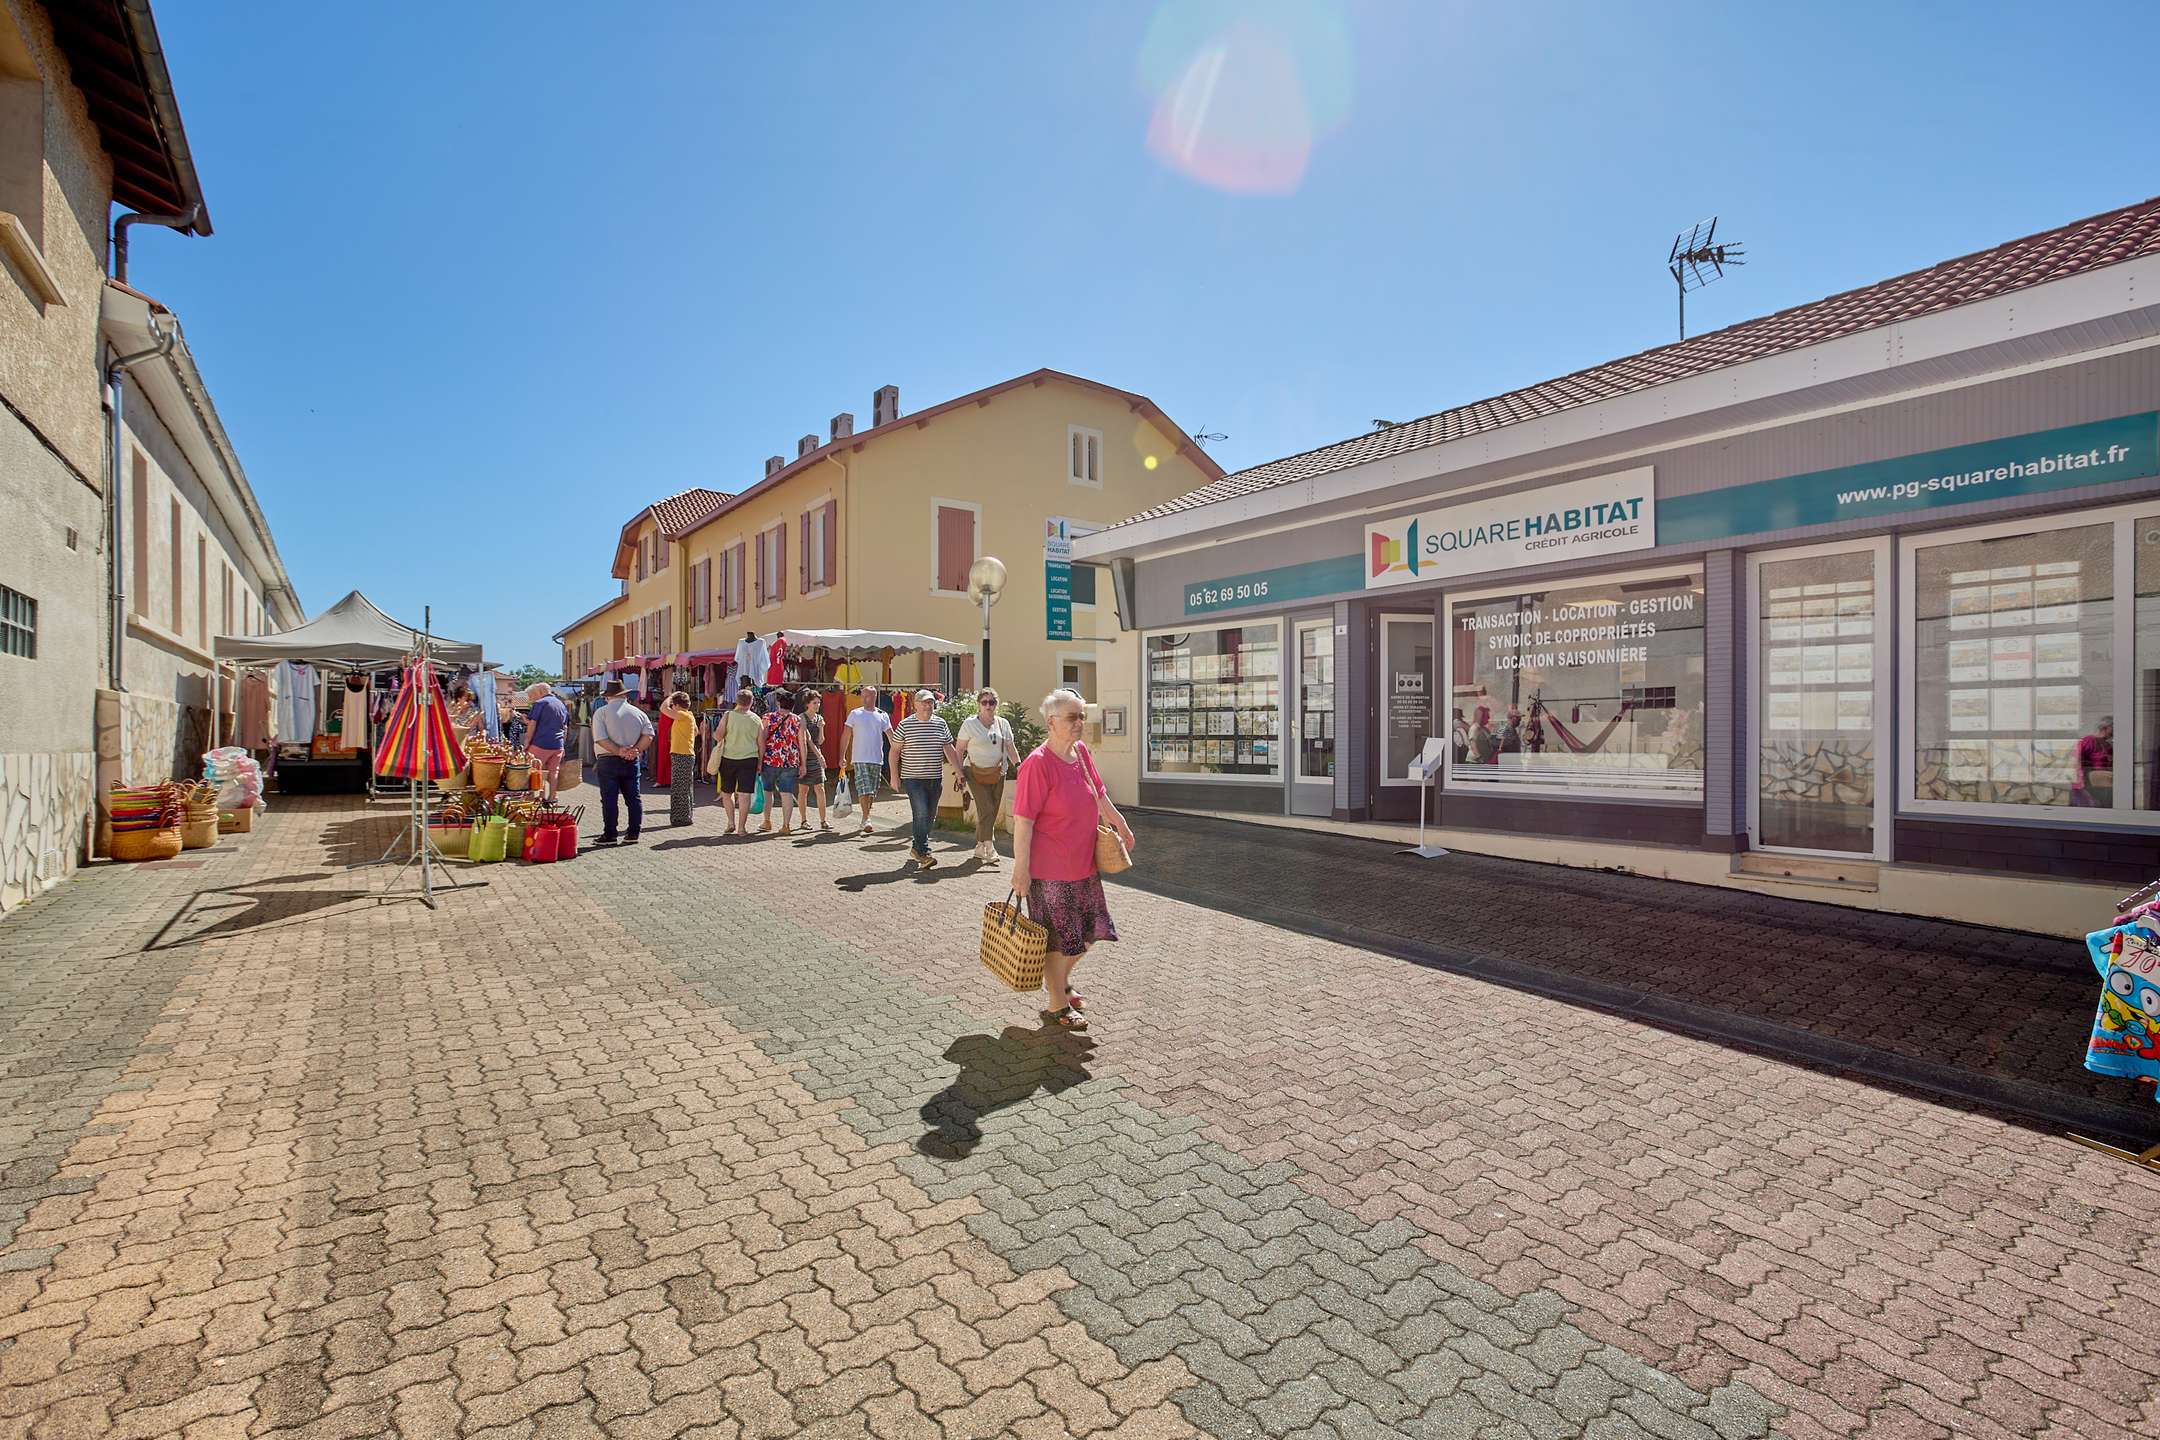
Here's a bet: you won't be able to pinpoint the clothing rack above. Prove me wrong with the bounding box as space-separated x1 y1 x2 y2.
355 608 482 910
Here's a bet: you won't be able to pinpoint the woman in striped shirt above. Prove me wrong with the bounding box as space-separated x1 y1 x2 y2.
890 689 958 868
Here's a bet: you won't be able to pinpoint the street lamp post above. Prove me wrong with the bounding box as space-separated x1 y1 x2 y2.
967 556 1007 687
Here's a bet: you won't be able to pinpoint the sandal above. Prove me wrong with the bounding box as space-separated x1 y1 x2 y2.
1067 990 1086 1011
1040 1005 1089 1031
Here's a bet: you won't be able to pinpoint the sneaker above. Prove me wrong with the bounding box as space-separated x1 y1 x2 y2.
594 834 620 846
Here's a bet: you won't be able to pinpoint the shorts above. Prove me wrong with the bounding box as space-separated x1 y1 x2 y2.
760 764 799 795
850 764 883 798
718 755 757 794
528 745 564 777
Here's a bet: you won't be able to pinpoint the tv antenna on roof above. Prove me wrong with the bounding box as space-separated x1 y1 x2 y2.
1667 217 1746 341
1191 426 1227 447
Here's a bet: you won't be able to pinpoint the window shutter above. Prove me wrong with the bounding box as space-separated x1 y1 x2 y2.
821 500 837 589
776 521 787 602
936 506 974 592
799 511 809 593
753 536 764 607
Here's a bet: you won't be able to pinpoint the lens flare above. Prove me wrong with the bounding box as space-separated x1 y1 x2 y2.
1139 0 1353 196
1144 454 1159 470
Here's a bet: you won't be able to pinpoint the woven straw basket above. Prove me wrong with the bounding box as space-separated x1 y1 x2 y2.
978 895 1049 992
110 827 182 863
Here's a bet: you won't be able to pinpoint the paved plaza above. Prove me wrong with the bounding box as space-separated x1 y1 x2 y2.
1 792 2157 1439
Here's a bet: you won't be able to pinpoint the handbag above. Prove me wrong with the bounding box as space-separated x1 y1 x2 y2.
1094 825 1131 875
966 764 1004 786
979 893 1049 992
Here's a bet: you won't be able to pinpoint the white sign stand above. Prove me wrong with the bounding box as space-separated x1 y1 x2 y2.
1400 737 1451 859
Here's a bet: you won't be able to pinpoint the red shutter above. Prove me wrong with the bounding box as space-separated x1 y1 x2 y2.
821 500 837 589
799 511 810 593
936 506 974 592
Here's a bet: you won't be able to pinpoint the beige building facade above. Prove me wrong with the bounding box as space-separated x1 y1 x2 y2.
0 0 299 913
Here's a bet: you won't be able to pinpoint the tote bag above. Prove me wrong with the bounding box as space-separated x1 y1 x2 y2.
979 893 1049 992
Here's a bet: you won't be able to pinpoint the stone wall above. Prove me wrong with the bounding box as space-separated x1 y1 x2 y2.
91 689 208 855
0 751 94 914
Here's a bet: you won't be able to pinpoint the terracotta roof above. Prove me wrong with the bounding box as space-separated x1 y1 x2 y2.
550 591 625 643
648 488 732 536
1122 194 2160 529
680 368 1225 541
47 0 212 231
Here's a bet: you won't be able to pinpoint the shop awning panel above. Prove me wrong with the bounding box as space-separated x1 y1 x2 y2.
213 590 487 667
766 628 970 659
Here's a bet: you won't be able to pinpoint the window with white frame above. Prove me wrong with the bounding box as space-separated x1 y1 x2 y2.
1 584 35 658
1904 506 2142 819
1068 426 1103 487
932 502 979 594
1446 568 1707 796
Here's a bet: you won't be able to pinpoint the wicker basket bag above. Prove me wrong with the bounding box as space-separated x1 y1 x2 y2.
978 893 1049 992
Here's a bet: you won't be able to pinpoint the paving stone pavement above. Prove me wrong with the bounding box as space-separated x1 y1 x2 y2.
0 791 2155 1439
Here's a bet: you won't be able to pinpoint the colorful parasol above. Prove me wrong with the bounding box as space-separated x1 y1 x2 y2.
374 660 466 780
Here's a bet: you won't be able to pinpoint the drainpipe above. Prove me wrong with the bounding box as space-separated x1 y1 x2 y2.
104 205 198 692
106 314 175 692
113 204 198 286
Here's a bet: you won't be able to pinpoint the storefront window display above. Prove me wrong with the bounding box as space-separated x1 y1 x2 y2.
1380 617 1434 787
1145 625 1281 778
1910 520 2113 810
1447 570 1706 795
1755 547 1883 855
2133 513 2159 811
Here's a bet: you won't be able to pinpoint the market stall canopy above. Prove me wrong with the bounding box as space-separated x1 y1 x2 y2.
213 590 488 667
761 628 970 659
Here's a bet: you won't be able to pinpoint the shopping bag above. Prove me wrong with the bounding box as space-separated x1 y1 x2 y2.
469 816 508 863
526 822 560 864
833 771 852 809
1094 825 1131 875
979 893 1049 992
749 775 767 815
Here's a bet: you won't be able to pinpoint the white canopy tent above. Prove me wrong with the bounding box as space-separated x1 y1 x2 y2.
213 589 487 668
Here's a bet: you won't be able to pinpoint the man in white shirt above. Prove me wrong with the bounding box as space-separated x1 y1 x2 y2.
728 631 768 703
591 680 655 845
843 686 893 835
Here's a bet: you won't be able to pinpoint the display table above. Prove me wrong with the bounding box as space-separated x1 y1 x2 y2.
275 753 370 794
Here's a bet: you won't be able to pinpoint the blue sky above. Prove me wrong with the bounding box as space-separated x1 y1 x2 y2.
142 0 2160 668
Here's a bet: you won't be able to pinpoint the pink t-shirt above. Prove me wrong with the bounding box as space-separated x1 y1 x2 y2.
1013 744 1101 882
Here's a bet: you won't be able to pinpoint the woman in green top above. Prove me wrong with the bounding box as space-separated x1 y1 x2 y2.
711 688 765 836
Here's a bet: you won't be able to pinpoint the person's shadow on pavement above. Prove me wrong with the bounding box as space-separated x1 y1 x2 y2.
917 1025 1096 1160
833 856 984 892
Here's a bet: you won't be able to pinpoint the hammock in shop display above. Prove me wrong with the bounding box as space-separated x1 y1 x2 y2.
374 660 466 780
1528 699 1635 755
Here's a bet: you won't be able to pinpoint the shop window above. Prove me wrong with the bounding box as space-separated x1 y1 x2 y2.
1447 570 1706 796
1909 520 2112 811
1144 624 1280 778
1755 546 1883 856
0 584 35 658
1068 426 1102 487
2140 514 2160 811
1380 616 1434 787
1071 563 1097 608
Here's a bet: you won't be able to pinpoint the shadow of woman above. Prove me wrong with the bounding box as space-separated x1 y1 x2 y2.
916 1024 1097 1161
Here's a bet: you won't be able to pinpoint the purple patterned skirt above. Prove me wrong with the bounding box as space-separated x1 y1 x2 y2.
1027 874 1119 957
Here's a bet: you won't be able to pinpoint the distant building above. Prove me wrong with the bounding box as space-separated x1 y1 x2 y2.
552 369 1223 743
1 0 299 912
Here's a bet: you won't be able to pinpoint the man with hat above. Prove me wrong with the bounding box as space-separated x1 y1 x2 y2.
591 679 655 845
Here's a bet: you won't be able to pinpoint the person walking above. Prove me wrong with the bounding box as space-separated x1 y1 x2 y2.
799 693 833 831
844 686 892 835
659 690 698 826
1011 688 1135 1030
524 683 571 801
957 688 1022 865
591 680 655 845
712 687 762 835
758 690 806 836
890 689 955 869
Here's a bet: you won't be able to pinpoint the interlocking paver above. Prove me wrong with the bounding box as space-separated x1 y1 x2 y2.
0 793 2153 1437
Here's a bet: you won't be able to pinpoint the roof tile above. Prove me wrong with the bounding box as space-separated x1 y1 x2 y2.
1124 195 2160 530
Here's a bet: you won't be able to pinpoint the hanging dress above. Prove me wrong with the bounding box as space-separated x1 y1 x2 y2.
342 675 370 753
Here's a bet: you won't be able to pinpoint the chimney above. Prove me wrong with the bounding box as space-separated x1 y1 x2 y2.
872 384 899 427
764 455 784 477
830 412 854 442
797 433 819 458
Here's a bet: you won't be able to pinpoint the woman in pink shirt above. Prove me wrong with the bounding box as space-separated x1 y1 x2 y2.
1010 688 1137 1031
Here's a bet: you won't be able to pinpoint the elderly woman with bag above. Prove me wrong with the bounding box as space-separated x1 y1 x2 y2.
1009 688 1135 1031
957 687 1022 865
